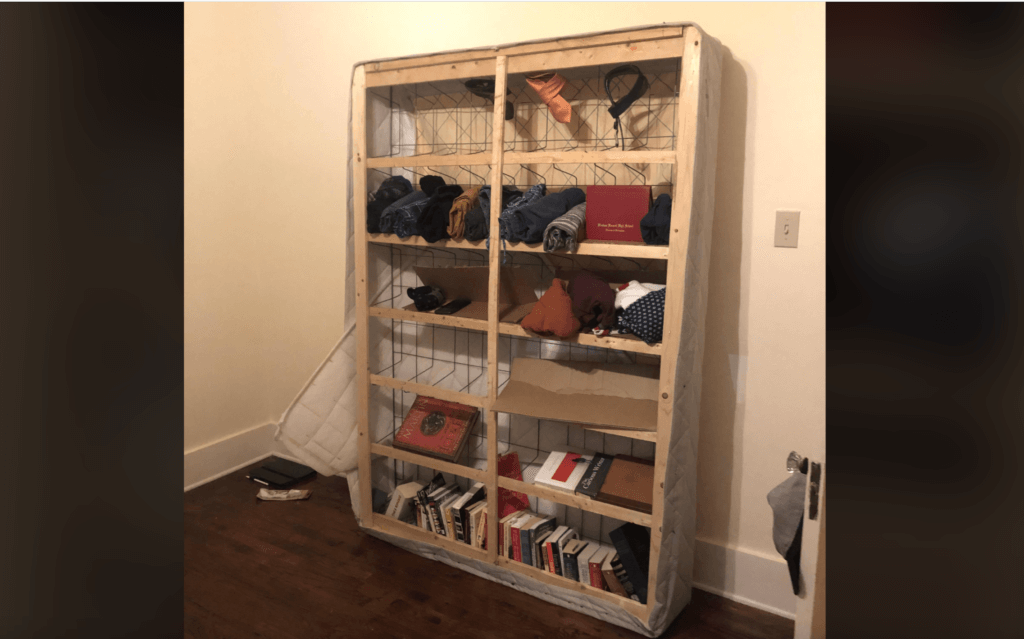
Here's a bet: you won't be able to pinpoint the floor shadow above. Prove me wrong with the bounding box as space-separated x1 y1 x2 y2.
695 47 749 560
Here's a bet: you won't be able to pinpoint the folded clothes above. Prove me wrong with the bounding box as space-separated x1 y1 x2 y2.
568 271 616 330
418 184 465 243
497 183 547 243
407 285 445 312
640 193 672 245
500 184 592 244
464 185 523 241
393 176 448 238
616 287 665 345
542 202 586 252
447 186 480 240
367 176 413 233
615 280 667 310
380 191 426 235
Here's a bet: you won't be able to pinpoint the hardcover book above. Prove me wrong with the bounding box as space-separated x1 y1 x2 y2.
594 455 655 514
510 513 535 562
528 516 557 568
393 395 480 463
496 452 531 518
584 185 652 242
576 544 601 587
587 547 611 590
498 511 522 558
385 481 426 523
534 450 595 493
562 539 589 581
416 474 446 531
544 526 570 575
609 523 651 604
574 453 614 498
601 553 628 597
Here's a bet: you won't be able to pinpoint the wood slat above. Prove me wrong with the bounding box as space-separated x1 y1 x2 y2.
366 56 497 88
369 374 488 409
352 65 373 523
503 239 669 259
371 514 489 559
370 305 488 332
495 556 646 617
369 443 488 483
363 27 683 74
508 38 684 74
504 150 675 165
498 323 662 356
497 477 652 526
366 154 492 169
368 234 488 251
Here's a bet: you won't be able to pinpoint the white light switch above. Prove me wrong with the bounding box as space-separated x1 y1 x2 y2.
775 210 800 248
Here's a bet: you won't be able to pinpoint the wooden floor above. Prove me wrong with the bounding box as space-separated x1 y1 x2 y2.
185 467 794 639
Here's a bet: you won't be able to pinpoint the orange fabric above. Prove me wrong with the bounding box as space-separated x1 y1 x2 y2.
525 72 572 124
520 278 580 338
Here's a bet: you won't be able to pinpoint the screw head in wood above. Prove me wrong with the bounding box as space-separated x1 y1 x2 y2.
662 392 669 399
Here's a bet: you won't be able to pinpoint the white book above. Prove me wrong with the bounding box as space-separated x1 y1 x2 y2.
533 450 595 493
577 544 603 587
385 481 425 522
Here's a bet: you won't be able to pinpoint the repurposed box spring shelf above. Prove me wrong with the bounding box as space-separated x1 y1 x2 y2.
352 24 722 635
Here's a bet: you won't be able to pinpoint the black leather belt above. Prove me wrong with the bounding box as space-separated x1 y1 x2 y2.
465 79 514 121
604 65 649 148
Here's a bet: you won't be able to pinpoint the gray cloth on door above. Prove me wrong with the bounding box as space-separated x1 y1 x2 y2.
767 472 805 557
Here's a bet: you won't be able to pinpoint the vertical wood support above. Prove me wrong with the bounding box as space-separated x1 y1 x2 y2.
485 55 508 564
647 27 703 617
352 65 373 523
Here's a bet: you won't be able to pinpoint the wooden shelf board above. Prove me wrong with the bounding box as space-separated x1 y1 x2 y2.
504 150 675 165
368 374 488 409
370 305 489 332
495 556 647 617
366 154 493 169
369 233 669 259
371 514 489 559
498 477 652 526
369 443 488 483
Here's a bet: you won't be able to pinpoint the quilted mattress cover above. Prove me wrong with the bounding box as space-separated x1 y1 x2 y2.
275 22 719 637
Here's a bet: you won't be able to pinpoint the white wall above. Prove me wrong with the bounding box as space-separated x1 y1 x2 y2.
185 1 825 585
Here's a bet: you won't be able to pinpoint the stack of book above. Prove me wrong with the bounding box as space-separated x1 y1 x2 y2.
387 473 489 549
535 450 655 515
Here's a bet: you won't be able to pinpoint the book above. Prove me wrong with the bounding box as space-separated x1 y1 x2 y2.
574 453 615 498
534 450 595 493
609 523 651 604
534 530 554 571
587 547 611 590
247 456 317 488
385 481 426 523
510 513 534 562
584 185 652 242
561 539 589 581
450 482 486 543
428 485 459 536
517 516 541 565
602 552 628 597
477 509 487 550
425 484 455 534
441 491 463 539
416 474 446 531
544 526 570 575
466 501 486 548
496 452 531 518
526 516 557 568
393 395 480 463
498 511 522 558
576 544 601 587
594 455 655 514
554 528 578 576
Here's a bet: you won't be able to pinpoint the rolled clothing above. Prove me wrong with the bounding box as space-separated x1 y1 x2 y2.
407 285 445 312
640 193 672 245
567 271 617 330
464 185 524 241
367 175 413 233
542 202 587 252
379 190 426 234
497 183 547 242
418 185 465 243
419 175 446 197
616 287 666 345
614 280 667 310
393 176 448 238
503 187 585 244
447 186 480 240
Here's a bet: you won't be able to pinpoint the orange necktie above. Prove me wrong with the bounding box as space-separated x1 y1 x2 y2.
525 72 572 124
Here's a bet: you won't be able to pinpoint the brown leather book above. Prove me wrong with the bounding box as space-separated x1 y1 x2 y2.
594 455 654 514
601 552 628 597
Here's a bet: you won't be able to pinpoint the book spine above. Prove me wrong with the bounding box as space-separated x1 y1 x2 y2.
511 525 522 562
603 566 628 597
589 562 605 589
453 509 465 542
520 528 533 566
564 553 578 581
480 512 487 550
575 454 614 498
546 543 556 574
444 505 455 540
429 501 445 536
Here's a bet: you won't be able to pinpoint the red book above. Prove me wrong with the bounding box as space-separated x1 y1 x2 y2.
546 542 557 574
589 560 605 589
497 452 531 518
585 185 652 242
392 396 479 463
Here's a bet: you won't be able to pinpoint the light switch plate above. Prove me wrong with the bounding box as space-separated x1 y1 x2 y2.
775 210 800 248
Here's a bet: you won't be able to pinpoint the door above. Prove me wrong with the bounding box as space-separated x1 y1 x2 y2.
793 446 825 638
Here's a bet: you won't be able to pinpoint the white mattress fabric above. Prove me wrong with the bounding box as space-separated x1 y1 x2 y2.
275 22 717 637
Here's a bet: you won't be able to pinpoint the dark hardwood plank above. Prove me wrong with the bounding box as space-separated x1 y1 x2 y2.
185 466 794 639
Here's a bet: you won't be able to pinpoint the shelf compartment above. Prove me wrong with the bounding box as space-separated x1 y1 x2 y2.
371 514 490 559
369 374 487 409
497 476 652 527
368 233 669 260
495 556 646 616
370 443 488 483
492 358 659 434
368 234 488 251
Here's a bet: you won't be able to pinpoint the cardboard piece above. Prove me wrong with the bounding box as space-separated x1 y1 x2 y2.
405 266 541 322
491 358 660 431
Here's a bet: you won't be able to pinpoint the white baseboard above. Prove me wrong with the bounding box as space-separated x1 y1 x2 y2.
184 422 297 491
694 537 797 619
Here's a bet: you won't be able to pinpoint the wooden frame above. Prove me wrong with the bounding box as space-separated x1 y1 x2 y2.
352 26 721 631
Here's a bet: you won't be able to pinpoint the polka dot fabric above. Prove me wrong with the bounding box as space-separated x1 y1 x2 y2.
617 288 666 345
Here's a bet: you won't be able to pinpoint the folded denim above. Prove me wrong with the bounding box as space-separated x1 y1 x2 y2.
464 185 523 241
393 192 434 238
503 187 585 244
379 190 426 234
497 183 547 243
